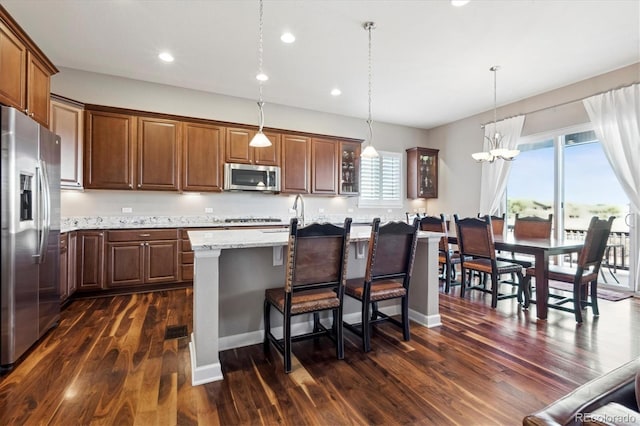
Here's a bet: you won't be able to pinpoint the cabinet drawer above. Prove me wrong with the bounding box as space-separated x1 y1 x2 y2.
181 251 194 265
107 229 178 242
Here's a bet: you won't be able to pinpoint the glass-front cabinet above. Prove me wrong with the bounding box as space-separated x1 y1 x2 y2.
339 141 361 195
406 147 438 199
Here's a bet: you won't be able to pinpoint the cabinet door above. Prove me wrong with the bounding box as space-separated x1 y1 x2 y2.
84 110 136 189
59 233 68 301
138 117 180 190
68 231 77 295
281 134 310 194
253 131 281 166
0 20 26 111
26 52 51 127
225 127 252 164
182 122 224 192
145 240 179 284
339 141 361 195
50 99 83 189
311 137 338 194
77 231 105 291
406 147 439 199
106 242 145 287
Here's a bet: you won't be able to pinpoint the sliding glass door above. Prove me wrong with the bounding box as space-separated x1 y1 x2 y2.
506 126 633 290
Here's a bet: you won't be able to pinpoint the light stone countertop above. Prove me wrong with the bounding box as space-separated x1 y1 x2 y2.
59 215 399 233
188 225 442 251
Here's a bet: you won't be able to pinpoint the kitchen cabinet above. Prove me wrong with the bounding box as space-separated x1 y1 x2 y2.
406 147 439 199
77 230 105 291
225 127 281 166
0 8 57 127
182 121 224 192
50 97 84 189
106 229 179 288
311 137 338 195
280 133 310 194
137 117 180 190
59 231 77 303
339 141 361 195
84 110 136 190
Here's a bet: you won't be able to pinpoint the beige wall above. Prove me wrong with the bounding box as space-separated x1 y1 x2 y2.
426 63 640 220
53 67 430 220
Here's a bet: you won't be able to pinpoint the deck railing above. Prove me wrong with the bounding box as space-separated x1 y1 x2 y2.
564 228 630 271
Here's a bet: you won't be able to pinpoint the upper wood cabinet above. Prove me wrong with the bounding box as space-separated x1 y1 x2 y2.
84 110 136 190
406 147 439 199
137 117 180 191
225 127 280 166
0 7 57 127
50 97 84 189
182 121 225 192
311 137 338 195
339 141 361 195
281 133 310 194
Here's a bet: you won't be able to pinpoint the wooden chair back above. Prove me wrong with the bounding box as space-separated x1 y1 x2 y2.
286 218 352 293
478 213 505 236
366 218 420 286
513 214 553 239
456 214 496 260
418 214 447 252
577 216 615 271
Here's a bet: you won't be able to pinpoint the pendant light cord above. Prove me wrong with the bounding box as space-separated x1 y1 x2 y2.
366 22 374 144
257 0 265 131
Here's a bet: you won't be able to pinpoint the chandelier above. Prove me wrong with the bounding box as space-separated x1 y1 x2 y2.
249 0 272 148
360 21 379 158
472 66 519 162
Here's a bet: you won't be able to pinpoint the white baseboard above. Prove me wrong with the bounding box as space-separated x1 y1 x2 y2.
189 334 223 385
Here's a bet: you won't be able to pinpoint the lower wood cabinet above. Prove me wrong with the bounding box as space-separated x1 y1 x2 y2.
59 232 77 303
77 230 105 291
106 229 179 288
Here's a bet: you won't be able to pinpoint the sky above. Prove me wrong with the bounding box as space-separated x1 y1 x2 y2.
507 141 629 206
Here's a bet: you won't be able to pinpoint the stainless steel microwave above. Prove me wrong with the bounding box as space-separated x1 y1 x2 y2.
223 163 281 192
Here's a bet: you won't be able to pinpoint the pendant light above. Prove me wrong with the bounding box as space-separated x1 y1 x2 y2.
361 21 379 158
249 0 272 148
471 66 519 162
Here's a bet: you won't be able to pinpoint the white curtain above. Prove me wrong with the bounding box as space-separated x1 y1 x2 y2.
583 84 640 292
478 115 526 216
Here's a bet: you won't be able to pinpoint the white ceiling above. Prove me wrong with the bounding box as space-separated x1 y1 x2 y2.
2 0 639 129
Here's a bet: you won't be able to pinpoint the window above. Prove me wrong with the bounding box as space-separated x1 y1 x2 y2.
358 150 402 208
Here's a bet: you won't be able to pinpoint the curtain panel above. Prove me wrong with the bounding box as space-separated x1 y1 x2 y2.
583 84 640 292
478 115 526 218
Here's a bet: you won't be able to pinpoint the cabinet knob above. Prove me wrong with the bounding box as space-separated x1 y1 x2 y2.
29 113 34 117
140 243 144 246
24 108 28 114
128 184 133 189
137 184 142 188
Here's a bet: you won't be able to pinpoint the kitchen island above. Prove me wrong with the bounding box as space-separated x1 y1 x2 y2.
187 225 443 385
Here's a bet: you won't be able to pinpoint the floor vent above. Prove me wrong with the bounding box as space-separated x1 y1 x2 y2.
165 325 188 340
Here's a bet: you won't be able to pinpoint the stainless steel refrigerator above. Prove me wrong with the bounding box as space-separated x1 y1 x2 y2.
1 105 60 369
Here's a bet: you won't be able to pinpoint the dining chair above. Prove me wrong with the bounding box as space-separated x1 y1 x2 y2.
478 213 506 237
343 217 419 352
418 214 463 293
521 216 614 323
499 213 553 268
263 217 352 373
454 214 526 309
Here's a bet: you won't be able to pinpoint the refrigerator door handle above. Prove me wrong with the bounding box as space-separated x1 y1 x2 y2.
36 160 51 264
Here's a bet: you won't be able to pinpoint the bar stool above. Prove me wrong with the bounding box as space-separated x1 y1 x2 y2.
263 217 352 373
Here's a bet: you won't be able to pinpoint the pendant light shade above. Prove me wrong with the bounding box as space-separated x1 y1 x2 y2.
249 0 272 148
360 21 379 158
471 66 519 162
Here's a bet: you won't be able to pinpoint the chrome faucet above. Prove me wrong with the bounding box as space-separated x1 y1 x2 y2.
292 194 305 226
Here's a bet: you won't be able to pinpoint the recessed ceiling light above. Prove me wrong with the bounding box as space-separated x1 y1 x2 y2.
256 72 269 81
158 51 174 63
331 88 342 96
450 0 470 6
280 32 295 43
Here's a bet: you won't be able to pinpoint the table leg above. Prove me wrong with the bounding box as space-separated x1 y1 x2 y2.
534 251 550 320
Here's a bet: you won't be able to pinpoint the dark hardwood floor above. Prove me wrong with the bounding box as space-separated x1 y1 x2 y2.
1 286 639 425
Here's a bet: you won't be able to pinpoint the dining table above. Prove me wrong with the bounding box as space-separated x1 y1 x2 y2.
448 235 584 320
